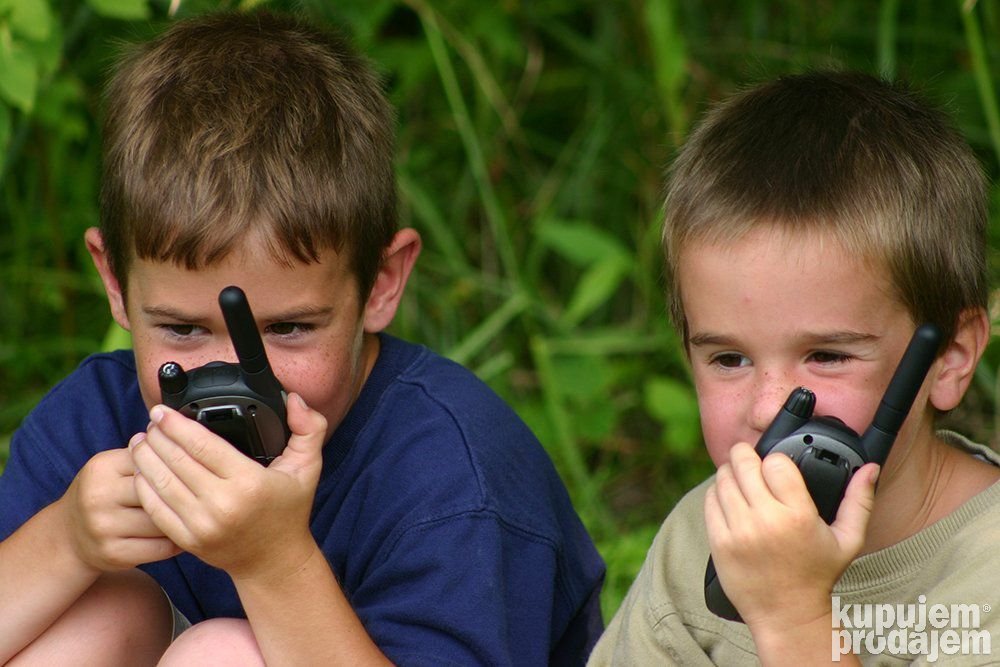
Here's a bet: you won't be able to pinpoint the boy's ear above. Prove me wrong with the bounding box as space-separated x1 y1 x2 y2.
929 307 991 411
362 228 422 333
84 227 131 331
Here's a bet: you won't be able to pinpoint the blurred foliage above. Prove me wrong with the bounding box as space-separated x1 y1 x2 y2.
4 0 1000 620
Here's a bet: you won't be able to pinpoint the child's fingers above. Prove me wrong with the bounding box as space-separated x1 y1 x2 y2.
130 428 204 507
712 460 752 529
145 405 250 480
759 451 811 507
270 393 327 476
831 463 879 554
285 393 327 442
704 481 725 535
727 443 773 509
114 505 176 539
92 446 146 509
130 409 243 525
130 458 192 542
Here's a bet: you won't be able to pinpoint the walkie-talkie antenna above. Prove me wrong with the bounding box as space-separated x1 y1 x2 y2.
158 286 290 464
860 324 943 465
219 286 269 375
219 285 286 403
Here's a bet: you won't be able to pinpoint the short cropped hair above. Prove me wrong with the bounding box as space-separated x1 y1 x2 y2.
100 10 396 300
663 71 988 346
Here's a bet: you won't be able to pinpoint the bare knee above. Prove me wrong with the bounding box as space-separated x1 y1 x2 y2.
9 569 173 666
158 617 265 667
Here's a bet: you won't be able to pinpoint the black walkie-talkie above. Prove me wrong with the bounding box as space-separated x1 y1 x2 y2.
703 323 942 622
157 286 291 465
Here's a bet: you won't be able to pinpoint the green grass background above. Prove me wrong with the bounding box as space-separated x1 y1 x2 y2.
5 0 1000 619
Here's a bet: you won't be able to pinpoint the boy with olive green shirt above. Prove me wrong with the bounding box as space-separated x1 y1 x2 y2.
591 71 1000 665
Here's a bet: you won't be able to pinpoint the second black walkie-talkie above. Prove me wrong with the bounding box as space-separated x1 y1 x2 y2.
703 323 943 622
157 286 291 465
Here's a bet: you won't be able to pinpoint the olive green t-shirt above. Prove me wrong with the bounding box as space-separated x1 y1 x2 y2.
590 433 1000 666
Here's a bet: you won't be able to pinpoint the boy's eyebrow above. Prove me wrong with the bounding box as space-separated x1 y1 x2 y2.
264 305 336 321
141 304 335 322
141 305 205 323
688 331 880 347
687 333 736 348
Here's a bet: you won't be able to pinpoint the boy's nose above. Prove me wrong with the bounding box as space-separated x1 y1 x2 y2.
219 344 242 365
191 341 240 368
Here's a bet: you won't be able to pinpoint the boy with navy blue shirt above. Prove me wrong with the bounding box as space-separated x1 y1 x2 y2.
0 11 604 665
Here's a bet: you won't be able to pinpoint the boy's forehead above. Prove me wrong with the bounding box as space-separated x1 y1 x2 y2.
677 228 906 328
679 224 851 257
676 226 886 283
677 224 893 288
124 244 358 313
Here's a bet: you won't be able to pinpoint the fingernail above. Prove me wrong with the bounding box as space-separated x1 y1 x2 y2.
128 432 145 449
295 393 308 409
150 405 165 424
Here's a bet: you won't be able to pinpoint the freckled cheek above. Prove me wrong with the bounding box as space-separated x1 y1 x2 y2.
272 355 354 425
131 345 225 409
695 402 736 467
133 350 172 409
813 393 878 435
704 442 733 468
693 382 761 466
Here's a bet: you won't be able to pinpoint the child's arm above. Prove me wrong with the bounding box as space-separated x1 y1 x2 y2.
131 394 391 665
0 448 179 662
704 442 877 665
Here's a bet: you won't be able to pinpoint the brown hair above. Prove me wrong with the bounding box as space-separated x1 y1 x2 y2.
663 70 987 345
100 10 396 300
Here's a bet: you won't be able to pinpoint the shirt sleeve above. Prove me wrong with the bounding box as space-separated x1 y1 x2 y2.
0 352 145 541
0 421 71 540
587 480 756 666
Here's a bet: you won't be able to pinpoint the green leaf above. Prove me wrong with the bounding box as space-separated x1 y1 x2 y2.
549 354 612 401
573 399 617 443
0 102 10 156
644 376 700 455
86 0 151 20
101 322 133 352
0 432 9 468
0 41 37 112
536 219 628 267
644 0 689 139
22 17 63 78
35 76 87 141
0 0 54 41
562 257 629 326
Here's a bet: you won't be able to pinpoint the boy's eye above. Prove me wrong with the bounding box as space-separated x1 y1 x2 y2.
266 322 314 337
808 350 852 365
161 324 205 338
711 353 751 369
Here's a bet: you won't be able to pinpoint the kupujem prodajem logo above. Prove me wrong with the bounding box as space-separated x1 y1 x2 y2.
832 595 992 663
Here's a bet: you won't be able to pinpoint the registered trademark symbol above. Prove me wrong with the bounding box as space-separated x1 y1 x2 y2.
985 604 992 613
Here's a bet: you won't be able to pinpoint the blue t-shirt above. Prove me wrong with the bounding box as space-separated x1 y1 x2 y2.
1 334 605 665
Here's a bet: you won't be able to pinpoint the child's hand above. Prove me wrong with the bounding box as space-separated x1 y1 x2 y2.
64 447 181 571
129 393 327 582
704 443 877 639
